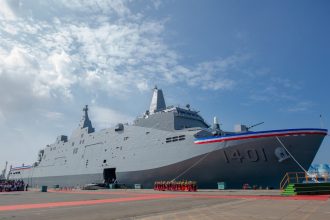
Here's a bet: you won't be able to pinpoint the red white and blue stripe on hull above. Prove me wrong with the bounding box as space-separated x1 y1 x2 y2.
194 128 328 145
10 165 33 171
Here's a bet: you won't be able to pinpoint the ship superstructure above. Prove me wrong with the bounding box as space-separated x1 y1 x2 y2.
8 87 328 189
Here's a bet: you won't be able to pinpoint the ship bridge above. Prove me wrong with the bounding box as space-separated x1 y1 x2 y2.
134 87 209 131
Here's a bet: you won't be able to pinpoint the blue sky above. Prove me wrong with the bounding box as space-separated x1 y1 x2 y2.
0 0 329 167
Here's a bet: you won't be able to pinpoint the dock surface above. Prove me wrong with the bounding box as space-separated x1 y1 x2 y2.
0 189 329 219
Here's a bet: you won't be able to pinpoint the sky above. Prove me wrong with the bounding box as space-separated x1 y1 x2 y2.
0 0 329 169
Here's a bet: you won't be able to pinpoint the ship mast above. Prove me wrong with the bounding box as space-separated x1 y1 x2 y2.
78 105 95 133
149 86 166 114
0 161 8 180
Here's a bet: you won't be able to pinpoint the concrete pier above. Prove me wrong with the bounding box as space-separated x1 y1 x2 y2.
0 189 329 219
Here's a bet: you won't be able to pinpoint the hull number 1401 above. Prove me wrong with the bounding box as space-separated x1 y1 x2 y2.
223 148 267 163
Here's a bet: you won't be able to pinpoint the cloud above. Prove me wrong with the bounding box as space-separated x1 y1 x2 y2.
152 0 162 10
0 46 76 101
0 0 266 129
248 74 302 102
136 81 149 92
245 71 313 112
90 105 134 129
41 111 64 120
59 0 131 17
285 101 314 112
0 47 43 118
179 54 250 90
0 0 17 20
271 77 302 90
1 0 252 108
1 0 312 122
0 110 5 124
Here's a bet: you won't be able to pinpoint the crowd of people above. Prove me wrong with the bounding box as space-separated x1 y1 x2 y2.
0 179 26 192
154 180 197 192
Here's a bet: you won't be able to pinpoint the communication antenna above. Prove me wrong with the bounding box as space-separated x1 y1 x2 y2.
7 165 12 180
319 114 324 129
247 122 264 131
1 162 8 180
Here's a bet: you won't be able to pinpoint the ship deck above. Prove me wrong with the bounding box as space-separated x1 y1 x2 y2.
0 189 329 219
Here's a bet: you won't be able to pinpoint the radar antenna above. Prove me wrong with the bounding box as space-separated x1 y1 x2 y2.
83 105 88 114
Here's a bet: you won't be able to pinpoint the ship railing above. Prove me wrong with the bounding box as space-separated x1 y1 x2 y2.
280 172 330 190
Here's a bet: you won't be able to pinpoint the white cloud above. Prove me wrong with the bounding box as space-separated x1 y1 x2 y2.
0 110 5 124
271 77 301 90
249 77 298 103
202 79 235 90
244 68 312 112
173 54 250 90
44 50 77 98
59 0 131 17
152 0 162 10
136 81 149 92
90 105 134 129
40 111 64 120
1 1 251 109
286 101 313 112
0 0 16 20
0 46 36 71
0 46 76 100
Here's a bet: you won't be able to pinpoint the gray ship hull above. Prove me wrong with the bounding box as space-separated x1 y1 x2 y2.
110 133 325 189
21 132 325 189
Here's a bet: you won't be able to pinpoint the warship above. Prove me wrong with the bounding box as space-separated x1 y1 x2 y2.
8 87 328 189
